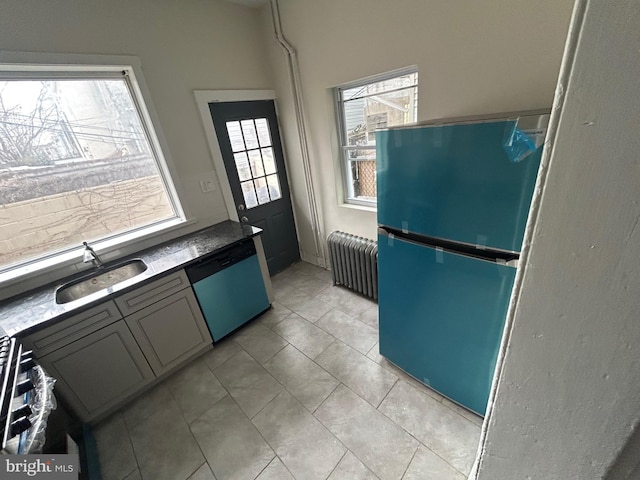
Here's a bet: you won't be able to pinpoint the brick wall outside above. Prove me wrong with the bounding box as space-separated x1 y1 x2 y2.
0 176 173 268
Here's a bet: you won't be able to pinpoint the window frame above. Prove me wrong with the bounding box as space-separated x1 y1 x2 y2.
0 53 187 287
335 67 418 207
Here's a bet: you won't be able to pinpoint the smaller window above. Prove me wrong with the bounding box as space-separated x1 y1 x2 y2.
335 68 418 206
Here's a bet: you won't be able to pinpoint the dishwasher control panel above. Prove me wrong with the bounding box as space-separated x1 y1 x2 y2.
186 240 257 283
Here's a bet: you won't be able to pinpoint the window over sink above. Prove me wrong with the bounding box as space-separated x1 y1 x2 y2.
0 59 185 281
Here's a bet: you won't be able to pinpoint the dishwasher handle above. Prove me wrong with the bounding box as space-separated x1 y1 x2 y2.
186 241 257 284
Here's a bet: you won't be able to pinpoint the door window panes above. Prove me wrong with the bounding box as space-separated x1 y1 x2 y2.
255 118 272 147
227 121 245 152
241 181 258 208
241 120 259 150
234 152 251 181
266 174 282 201
254 177 270 205
262 148 276 175
225 118 281 209
248 150 264 178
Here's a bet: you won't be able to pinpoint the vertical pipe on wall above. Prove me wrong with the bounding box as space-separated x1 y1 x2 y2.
269 0 326 267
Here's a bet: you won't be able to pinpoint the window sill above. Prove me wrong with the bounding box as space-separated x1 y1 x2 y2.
0 217 197 300
338 202 377 213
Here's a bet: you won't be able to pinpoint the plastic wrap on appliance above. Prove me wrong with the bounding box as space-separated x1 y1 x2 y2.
476 234 488 250
22 365 57 454
502 122 538 163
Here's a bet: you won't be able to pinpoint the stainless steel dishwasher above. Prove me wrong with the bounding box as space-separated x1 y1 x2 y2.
186 240 270 341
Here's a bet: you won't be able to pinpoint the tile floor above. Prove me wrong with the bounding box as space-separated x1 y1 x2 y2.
94 261 482 480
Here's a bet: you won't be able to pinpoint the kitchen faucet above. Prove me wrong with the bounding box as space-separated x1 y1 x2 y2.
82 241 104 268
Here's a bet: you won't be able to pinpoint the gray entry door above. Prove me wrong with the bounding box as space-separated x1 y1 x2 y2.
209 100 300 275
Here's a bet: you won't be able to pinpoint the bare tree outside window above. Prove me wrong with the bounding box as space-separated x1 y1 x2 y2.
0 75 178 272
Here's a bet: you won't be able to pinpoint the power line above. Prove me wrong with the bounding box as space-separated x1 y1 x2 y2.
0 109 145 136
0 119 147 143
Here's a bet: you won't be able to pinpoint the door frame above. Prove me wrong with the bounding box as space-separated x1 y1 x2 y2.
194 90 279 222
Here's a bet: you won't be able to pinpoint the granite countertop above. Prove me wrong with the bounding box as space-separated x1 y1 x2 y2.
0 220 262 338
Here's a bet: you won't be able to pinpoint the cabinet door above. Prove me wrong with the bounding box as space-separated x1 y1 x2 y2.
124 288 212 376
39 320 154 422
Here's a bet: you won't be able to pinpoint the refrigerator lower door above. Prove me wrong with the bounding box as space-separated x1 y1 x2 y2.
378 233 516 415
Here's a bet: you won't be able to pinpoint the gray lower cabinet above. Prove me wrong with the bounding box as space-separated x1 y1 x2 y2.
123 288 211 376
25 269 212 423
38 320 155 421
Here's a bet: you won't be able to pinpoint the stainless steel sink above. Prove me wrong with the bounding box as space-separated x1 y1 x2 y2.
56 259 147 304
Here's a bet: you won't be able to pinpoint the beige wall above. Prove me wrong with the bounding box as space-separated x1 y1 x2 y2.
259 0 574 265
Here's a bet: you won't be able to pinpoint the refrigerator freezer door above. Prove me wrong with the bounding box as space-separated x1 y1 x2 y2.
376 120 542 252
378 233 516 415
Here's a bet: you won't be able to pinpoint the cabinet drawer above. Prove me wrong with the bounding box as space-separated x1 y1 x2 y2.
115 270 189 316
22 300 122 356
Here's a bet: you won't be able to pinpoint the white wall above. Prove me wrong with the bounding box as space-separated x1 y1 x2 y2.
259 0 574 265
0 0 272 230
477 1 640 478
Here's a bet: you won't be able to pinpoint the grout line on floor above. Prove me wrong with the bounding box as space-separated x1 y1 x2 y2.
310 379 342 416
400 444 420 479
114 415 139 480
308 337 337 362
376 377 399 409
157 378 217 480
324 448 349 479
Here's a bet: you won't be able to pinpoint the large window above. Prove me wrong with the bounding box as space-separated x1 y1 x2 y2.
0 64 184 277
336 68 418 206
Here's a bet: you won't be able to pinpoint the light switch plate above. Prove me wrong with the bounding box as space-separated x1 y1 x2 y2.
200 179 216 193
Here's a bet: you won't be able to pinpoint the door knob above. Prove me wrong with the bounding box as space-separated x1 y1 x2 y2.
238 204 245 211
240 216 249 223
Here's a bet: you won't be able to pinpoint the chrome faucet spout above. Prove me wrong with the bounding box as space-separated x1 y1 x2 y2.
82 241 104 268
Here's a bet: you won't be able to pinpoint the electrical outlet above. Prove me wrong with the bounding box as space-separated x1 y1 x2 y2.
200 179 216 193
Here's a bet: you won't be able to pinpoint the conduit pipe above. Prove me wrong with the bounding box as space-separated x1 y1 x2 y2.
269 0 326 267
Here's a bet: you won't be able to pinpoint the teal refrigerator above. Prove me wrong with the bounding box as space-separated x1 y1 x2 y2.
376 111 549 415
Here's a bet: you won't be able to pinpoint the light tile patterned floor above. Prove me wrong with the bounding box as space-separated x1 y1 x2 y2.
94 261 482 480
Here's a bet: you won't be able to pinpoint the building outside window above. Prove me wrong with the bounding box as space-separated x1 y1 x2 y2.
0 64 184 277
335 68 418 206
